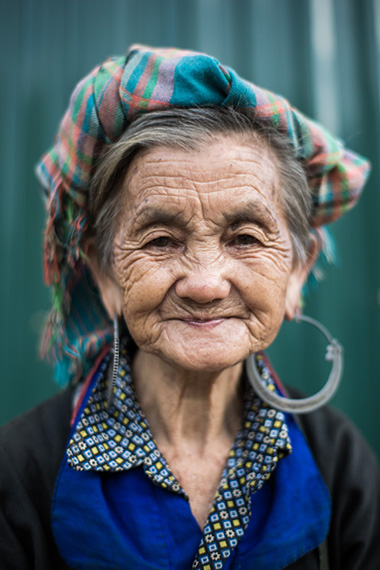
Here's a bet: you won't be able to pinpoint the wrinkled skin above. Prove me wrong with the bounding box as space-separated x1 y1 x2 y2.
93 134 310 373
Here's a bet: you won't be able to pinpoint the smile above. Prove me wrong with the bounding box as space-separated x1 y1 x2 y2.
179 317 227 328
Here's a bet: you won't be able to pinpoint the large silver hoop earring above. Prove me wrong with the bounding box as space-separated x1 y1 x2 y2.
107 315 120 408
245 314 343 414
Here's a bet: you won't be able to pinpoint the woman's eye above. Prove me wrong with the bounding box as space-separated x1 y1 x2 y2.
146 236 172 248
234 234 258 246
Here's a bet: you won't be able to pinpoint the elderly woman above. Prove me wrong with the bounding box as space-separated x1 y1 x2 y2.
0 45 379 570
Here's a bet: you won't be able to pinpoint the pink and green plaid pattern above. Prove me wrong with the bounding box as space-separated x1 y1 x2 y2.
36 44 371 385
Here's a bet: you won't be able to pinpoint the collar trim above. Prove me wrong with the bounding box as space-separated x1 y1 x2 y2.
67 340 291 504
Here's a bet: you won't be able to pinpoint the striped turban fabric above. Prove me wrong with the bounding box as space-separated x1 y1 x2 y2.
36 44 371 385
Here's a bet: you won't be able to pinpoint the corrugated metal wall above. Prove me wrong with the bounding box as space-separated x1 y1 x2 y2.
1 0 379 459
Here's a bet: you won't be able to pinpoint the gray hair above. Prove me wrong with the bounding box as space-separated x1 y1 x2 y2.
88 106 312 271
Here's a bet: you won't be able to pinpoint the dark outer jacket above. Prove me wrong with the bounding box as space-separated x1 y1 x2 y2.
0 387 379 570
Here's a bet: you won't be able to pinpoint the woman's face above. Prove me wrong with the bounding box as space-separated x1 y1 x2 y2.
97 134 307 372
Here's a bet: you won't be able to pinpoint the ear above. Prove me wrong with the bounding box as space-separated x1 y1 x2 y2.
84 239 123 320
284 234 319 320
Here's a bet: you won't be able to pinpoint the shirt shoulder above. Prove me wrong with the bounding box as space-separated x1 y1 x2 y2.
294 402 379 486
294 400 380 570
0 387 74 475
0 387 74 570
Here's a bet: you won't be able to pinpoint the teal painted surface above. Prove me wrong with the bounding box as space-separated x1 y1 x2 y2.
1 0 379 459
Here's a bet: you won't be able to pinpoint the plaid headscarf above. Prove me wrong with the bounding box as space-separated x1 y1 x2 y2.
36 44 371 385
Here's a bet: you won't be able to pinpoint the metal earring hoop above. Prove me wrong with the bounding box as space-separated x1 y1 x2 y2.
107 315 120 408
245 314 343 414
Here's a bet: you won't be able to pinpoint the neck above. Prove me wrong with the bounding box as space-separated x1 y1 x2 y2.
132 350 244 456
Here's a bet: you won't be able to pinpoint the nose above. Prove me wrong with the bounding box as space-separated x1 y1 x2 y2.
175 263 231 304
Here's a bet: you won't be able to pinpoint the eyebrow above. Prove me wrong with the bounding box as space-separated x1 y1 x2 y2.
132 200 276 232
223 202 276 230
133 207 188 231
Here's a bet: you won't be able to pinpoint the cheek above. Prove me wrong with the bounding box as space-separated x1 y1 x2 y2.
113 250 174 324
237 249 293 344
241 249 293 305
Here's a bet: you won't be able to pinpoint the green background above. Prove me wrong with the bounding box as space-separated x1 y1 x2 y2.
1 0 379 460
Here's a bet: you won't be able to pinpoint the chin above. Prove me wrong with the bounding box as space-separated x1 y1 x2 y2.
156 343 248 373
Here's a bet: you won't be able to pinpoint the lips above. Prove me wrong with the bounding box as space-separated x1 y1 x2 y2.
161 302 248 324
181 317 226 328
178 311 236 321
166 311 243 322
181 316 228 322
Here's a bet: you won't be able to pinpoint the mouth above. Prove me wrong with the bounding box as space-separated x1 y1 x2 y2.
179 316 230 328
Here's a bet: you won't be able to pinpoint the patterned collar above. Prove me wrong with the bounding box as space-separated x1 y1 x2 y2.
67 338 292 570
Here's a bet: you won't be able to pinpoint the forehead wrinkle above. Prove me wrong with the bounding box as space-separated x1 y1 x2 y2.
125 175 278 208
127 172 268 197
121 143 283 228
129 167 275 188
123 146 279 201
125 181 281 231
126 147 278 185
